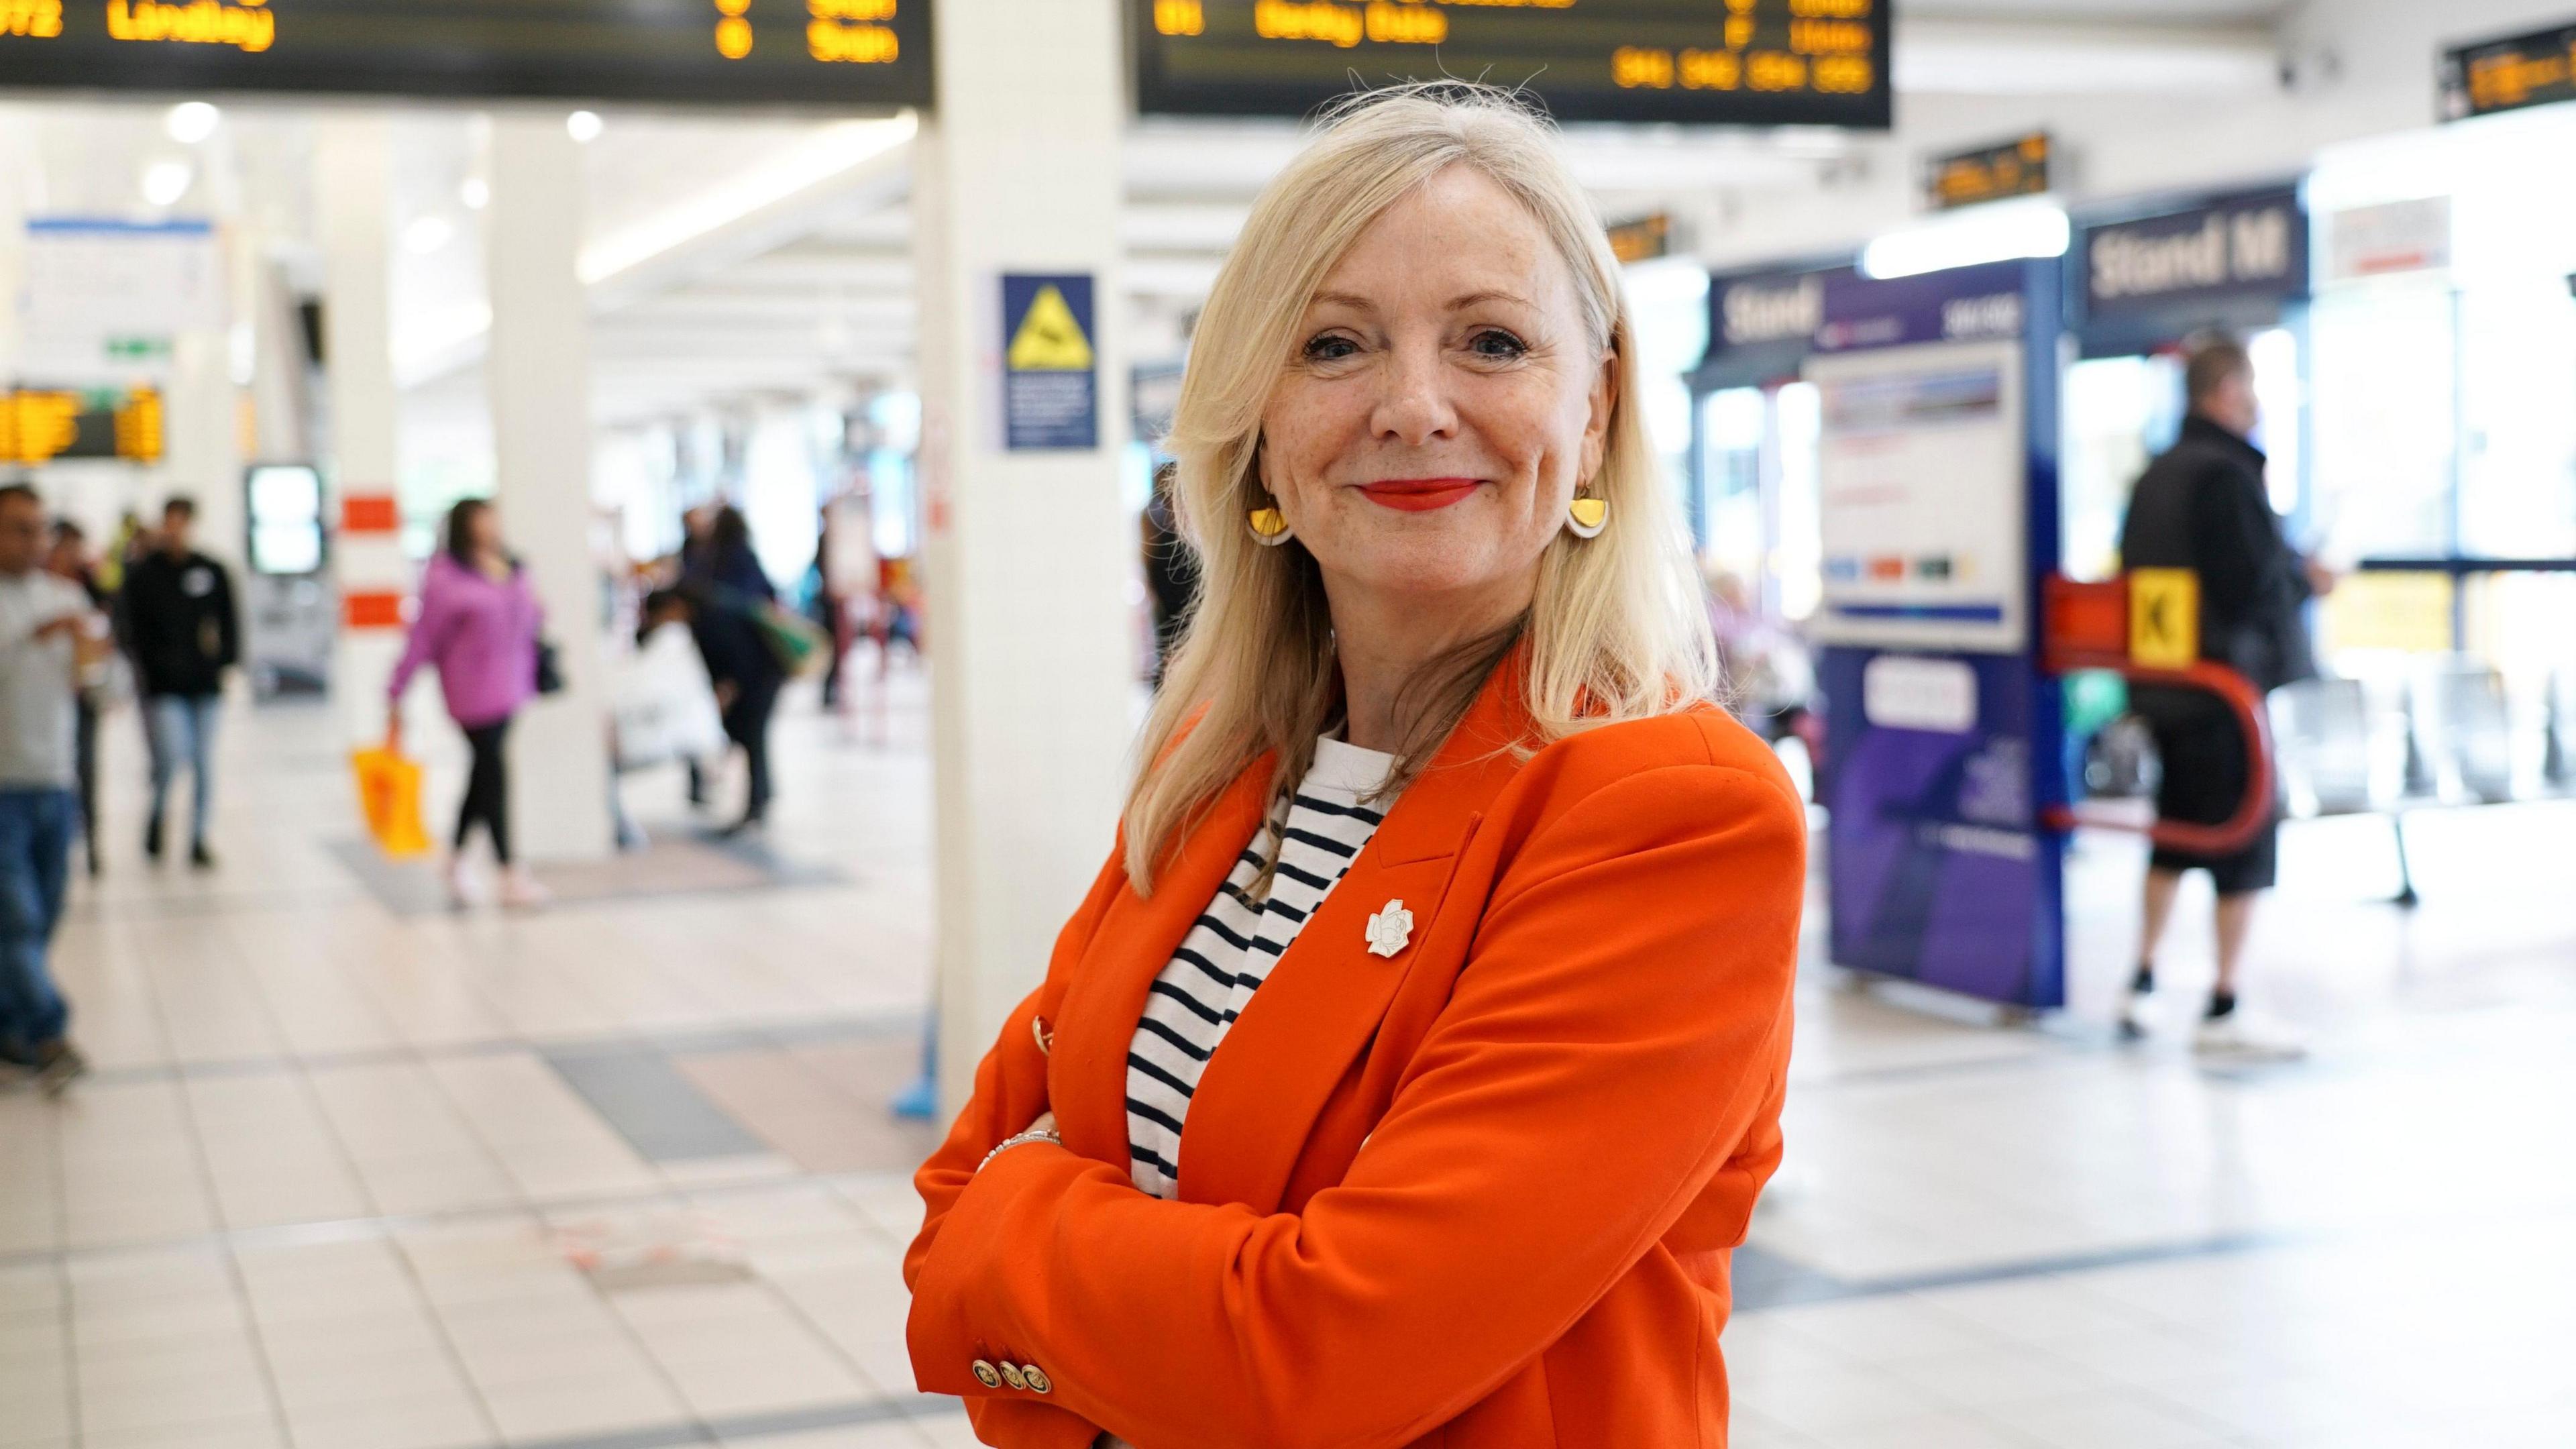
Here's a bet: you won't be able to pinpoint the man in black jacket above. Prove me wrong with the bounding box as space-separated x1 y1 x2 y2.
2116 339 2330 1055
120 497 238 868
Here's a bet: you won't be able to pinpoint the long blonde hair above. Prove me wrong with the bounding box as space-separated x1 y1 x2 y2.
1124 85 1717 889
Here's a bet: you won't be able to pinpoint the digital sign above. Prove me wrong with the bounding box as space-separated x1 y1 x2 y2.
0 0 932 107
1925 133 2051 211
1605 212 1671 264
0 388 164 466
2440 20 2576 121
1132 0 1891 128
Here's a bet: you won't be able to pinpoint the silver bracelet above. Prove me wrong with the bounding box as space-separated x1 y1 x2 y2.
977 1127 1063 1173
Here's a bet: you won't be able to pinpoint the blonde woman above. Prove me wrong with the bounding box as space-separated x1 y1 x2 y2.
906 86 1805 1449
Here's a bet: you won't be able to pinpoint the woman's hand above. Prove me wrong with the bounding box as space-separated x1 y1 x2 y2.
974 1108 1062 1175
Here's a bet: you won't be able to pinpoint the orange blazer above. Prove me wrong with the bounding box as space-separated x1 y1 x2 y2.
906 659 1806 1449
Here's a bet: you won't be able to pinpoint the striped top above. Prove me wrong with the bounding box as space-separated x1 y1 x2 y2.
1124 736 1397 1199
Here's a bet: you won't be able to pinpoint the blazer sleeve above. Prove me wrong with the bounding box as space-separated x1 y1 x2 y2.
903 844 1134 1449
905 763 1805 1449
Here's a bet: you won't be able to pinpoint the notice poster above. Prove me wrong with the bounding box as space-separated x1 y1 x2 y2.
1805 339 2027 653
18 218 222 383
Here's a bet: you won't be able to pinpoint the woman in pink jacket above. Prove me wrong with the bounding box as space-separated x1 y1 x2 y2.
388 498 548 908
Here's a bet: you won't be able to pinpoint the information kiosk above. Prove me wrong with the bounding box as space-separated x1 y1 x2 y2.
1696 256 2074 1007
1804 260 2070 1010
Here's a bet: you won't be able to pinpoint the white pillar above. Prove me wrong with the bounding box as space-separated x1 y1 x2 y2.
159 325 243 574
919 0 1135 1114
485 113 614 863
317 117 410 745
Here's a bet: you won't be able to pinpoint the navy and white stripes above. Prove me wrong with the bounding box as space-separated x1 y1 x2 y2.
1124 737 1395 1199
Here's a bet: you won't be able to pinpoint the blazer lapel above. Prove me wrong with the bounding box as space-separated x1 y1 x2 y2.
1175 656 1534 1212
1048 759 1270 1168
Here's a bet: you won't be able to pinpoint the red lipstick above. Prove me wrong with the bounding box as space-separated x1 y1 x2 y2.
1358 478 1481 513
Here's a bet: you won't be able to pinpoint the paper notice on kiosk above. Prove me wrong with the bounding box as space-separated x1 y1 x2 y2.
1806 339 2027 653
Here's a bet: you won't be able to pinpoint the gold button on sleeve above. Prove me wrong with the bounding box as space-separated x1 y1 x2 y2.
971 1359 1003 1389
1023 1364 1053 1395
999 1361 1030 1391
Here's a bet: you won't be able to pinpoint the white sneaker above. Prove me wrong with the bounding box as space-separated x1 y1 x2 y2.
443 855 480 910
2117 977 2154 1040
499 865 552 910
2194 1012 2306 1062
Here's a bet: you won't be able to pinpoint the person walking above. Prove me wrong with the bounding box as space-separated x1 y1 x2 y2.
46 522 110 879
388 498 549 909
804 507 850 710
2117 335 2330 1055
119 496 238 869
682 506 785 837
904 88 1803 1449
0 486 97 1093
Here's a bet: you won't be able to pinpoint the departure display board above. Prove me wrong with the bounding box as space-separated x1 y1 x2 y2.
0 388 164 466
2440 20 2576 121
0 1 932 107
1132 0 1892 127
1925 133 2051 211
1605 211 1671 263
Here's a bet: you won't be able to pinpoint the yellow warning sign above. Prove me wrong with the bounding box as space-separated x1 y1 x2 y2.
1008 284 1094 371
2129 568 2200 669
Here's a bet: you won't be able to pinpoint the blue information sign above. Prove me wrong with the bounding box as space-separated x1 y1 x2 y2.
1001 274 1099 451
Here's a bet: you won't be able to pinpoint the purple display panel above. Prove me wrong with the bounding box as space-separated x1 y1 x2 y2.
1820 647 2063 1007
1817 261 2031 354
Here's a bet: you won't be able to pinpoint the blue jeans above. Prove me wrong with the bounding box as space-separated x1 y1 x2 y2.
0 788 74 1050
147 694 220 844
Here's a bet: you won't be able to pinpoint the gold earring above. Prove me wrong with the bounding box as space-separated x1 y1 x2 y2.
1247 504 1293 546
1566 493 1608 539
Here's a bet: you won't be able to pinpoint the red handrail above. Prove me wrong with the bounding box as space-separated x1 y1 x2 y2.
2039 578 2275 857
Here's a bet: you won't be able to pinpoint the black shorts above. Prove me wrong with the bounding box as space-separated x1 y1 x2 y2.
2133 686 2278 894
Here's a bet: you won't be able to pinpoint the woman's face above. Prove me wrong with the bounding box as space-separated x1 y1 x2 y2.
468 504 502 553
1259 165 1613 614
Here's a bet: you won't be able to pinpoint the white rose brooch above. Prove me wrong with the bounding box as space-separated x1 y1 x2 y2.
1364 899 1415 959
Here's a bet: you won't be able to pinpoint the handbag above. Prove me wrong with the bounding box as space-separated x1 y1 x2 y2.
751 606 830 679
535 639 566 695
349 747 433 858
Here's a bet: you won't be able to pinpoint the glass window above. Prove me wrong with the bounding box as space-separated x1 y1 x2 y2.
2061 353 2171 582
2308 278 2457 563
1773 382 1823 624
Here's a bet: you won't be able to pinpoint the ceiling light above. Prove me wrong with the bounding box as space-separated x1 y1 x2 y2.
579 113 916 286
1860 197 2070 280
403 215 456 254
164 101 221 145
566 111 604 144
140 160 194 207
460 176 490 211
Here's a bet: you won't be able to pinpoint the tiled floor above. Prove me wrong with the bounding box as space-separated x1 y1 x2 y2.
4 663 2571 1449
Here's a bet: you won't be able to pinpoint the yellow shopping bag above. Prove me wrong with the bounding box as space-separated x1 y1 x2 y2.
350 747 433 858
